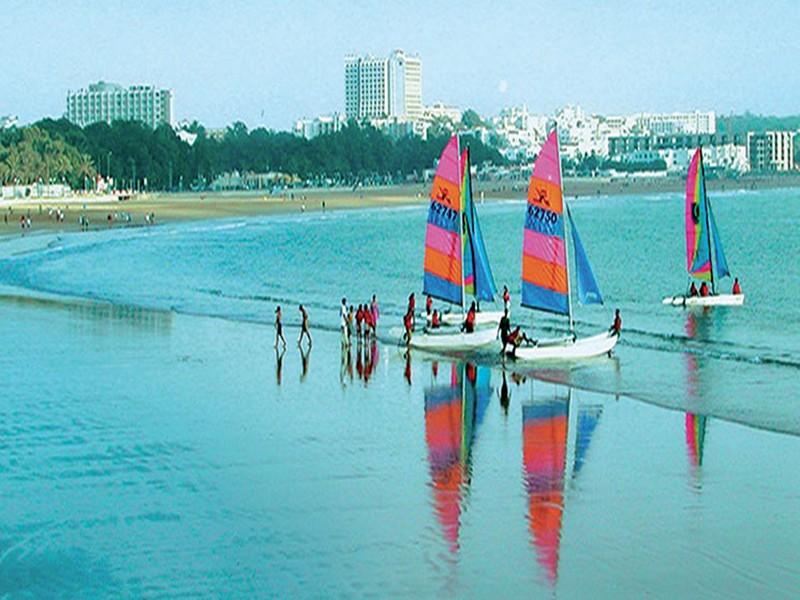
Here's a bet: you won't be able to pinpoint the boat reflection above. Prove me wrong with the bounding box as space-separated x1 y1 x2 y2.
423 360 492 553
521 383 603 586
684 312 710 470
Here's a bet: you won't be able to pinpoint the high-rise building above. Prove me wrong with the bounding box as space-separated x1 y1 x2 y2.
344 50 422 121
66 81 173 129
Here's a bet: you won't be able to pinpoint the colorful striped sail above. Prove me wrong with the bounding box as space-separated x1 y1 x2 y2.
461 150 497 302
424 136 463 305
685 148 712 281
522 399 568 585
522 130 569 315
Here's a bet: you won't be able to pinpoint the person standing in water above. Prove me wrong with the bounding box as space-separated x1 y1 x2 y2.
274 306 287 349
408 293 416 329
502 285 511 316
340 297 350 346
610 309 622 335
298 304 312 347
371 295 380 331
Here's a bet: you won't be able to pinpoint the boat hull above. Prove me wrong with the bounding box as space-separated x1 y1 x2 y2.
393 325 498 352
662 294 745 307
511 330 619 361
418 310 504 327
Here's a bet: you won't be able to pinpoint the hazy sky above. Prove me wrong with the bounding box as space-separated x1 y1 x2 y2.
3 0 799 129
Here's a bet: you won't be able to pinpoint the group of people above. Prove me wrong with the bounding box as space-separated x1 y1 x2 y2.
688 277 742 297
340 295 380 346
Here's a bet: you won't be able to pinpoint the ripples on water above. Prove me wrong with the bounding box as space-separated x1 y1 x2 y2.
1 190 799 597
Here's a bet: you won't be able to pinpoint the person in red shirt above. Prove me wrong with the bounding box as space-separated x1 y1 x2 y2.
462 301 477 333
408 293 416 328
689 282 698 297
425 294 433 317
732 277 742 295
430 310 441 329
355 305 364 339
610 309 622 335
363 303 374 338
700 282 710 297
502 285 511 314
403 309 414 345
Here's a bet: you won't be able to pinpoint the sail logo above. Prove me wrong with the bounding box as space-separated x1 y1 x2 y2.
691 202 700 224
436 186 452 205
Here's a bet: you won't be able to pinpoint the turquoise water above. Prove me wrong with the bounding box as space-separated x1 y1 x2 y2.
1 189 799 597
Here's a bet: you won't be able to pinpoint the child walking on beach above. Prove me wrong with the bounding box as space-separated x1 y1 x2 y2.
298 305 312 347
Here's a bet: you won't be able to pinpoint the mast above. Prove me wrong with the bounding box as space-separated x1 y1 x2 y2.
555 124 575 334
699 147 716 294
457 135 466 318
466 146 479 309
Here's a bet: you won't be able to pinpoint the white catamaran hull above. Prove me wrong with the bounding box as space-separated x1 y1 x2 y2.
392 325 498 352
511 331 619 361
662 294 745 307
419 310 504 327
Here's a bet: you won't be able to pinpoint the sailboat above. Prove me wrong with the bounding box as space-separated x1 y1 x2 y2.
513 129 618 361
663 148 744 307
405 135 499 351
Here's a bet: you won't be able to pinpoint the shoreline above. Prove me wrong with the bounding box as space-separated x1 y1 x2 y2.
1 173 798 235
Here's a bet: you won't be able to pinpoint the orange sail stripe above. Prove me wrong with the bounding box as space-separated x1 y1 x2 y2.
424 247 462 285
527 179 563 215
522 255 568 294
430 175 461 211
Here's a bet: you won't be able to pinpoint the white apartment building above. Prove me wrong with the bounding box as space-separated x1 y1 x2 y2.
66 81 173 129
747 131 794 171
634 111 716 135
293 113 347 139
1 115 18 129
345 50 422 121
422 101 462 124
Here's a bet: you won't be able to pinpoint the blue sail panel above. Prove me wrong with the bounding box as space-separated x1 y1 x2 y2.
463 153 497 302
708 204 730 280
567 208 604 305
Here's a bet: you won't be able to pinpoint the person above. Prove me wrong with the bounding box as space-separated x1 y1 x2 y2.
363 302 374 339
340 297 350 346
298 304 312 347
610 309 622 335
403 308 414 345
371 295 379 330
689 282 698 297
502 285 511 315
699 282 710 297
497 309 512 354
732 277 742 295
506 326 535 357
274 306 287 349
355 304 364 339
461 301 477 333
408 293 417 328
425 294 433 317
430 309 441 329
347 305 355 340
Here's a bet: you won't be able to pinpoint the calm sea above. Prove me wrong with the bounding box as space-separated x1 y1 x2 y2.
0 188 798 597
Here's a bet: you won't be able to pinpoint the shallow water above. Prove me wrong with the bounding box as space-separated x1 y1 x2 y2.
1 189 799 597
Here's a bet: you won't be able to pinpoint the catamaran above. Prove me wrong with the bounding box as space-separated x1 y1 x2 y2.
512 129 618 361
662 148 744 307
403 135 500 351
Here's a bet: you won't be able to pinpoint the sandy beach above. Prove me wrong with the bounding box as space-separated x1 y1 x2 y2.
2 173 798 235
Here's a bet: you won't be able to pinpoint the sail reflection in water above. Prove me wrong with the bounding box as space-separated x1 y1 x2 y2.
521 385 603 585
684 311 710 470
423 362 492 553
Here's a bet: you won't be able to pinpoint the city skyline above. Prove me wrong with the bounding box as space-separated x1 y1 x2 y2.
2 0 800 129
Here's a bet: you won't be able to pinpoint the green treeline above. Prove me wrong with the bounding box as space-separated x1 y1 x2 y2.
0 118 505 191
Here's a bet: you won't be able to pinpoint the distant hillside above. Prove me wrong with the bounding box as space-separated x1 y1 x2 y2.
716 112 800 134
